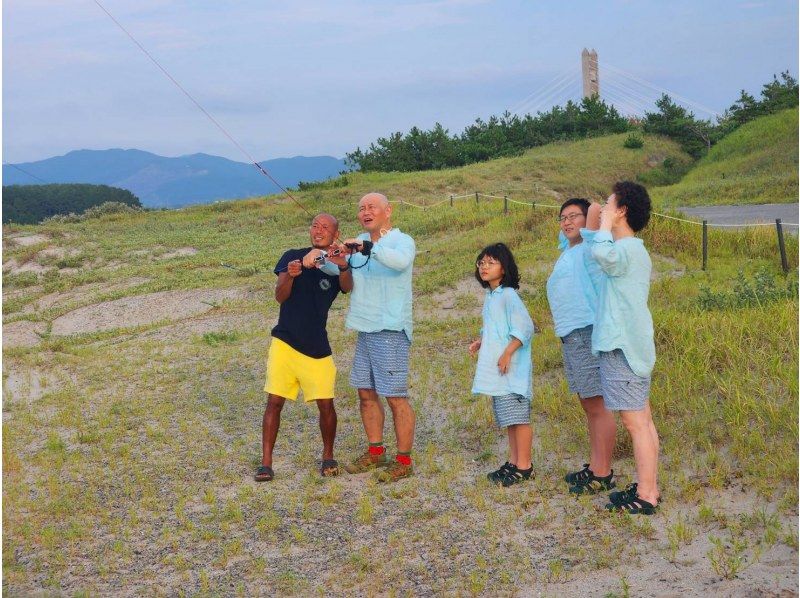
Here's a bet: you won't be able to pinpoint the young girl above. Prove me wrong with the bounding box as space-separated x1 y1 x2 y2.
469 243 535 486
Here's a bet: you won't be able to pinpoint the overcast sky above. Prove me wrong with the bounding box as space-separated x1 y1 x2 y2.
3 0 798 163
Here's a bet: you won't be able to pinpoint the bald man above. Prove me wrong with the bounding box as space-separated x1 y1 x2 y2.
342 193 417 482
255 213 353 482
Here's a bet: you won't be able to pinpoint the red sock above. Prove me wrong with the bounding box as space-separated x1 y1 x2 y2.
368 444 385 456
396 454 412 466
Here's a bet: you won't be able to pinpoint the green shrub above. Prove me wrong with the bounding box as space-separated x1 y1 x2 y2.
297 176 349 191
3 271 39 288
201 331 240 347
623 133 644 149
698 268 798 310
637 156 693 187
43 202 142 224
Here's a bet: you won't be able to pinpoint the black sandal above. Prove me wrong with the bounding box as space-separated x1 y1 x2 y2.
320 459 340 477
569 470 615 495
254 465 274 482
605 483 658 515
564 463 592 484
499 465 534 487
487 461 513 483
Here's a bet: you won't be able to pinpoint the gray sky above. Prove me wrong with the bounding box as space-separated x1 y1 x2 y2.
3 0 798 163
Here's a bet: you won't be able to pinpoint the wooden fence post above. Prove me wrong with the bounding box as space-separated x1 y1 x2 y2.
504 195 508 215
475 192 479 204
702 220 708 271
776 218 789 273
449 194 453 207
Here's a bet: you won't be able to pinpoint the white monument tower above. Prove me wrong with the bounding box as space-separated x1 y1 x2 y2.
582 48 599 99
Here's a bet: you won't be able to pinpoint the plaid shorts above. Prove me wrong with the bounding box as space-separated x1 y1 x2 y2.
599 349 651 411
561 325 603 399
349 330 410 397
491 393 531 428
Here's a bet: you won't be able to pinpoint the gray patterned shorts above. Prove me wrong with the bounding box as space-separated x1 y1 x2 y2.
491 393 531 428
561 325 603 399
598 349 651 411
349 330 410 397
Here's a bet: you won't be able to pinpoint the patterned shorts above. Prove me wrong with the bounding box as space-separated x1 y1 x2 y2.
349 330 410 397
491 393 531 428
599 349 651 411
561 325 603 399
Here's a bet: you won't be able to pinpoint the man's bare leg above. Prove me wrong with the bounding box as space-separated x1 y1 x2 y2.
386 396 415 453
261 394 286 467
581 395 616 477
619 402 659 505
358 388 385 443
316 398 336 461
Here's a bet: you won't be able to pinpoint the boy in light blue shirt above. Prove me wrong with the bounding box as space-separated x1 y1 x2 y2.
583 181 660 515
546 198 618 496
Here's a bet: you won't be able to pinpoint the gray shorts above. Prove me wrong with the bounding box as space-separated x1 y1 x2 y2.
599 349 651 411
349 330 410 397
491 393 531 428
561 325 603 399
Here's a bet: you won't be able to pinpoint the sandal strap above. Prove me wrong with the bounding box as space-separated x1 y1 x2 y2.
617 494 656 510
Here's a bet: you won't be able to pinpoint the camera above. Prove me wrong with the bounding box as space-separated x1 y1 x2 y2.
345 240 373 255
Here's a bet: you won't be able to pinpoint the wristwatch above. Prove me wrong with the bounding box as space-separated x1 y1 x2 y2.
338 264 350 272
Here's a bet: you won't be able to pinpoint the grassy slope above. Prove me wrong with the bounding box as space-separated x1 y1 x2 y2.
654 108 799 207
2 132 797 595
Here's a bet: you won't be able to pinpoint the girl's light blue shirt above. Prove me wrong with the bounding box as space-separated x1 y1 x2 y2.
546 237 603 338
471 286 535 399
581 228 656 377
344 229 415 341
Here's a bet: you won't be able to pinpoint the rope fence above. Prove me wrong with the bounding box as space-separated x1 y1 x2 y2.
328 191 796 273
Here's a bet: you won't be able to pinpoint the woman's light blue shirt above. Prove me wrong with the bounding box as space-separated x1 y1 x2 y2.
471 286 535 399
345 229 415 341
546 238 603 338
582 229 656 377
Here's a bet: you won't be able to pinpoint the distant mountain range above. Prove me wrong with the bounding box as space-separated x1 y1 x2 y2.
2 149 349 208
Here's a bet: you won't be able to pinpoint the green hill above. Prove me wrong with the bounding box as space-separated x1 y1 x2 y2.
2 131 797 596
653 108 799 207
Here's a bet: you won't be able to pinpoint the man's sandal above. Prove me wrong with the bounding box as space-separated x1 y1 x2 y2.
564 463 592 484
254 465 274 482
487 461 513 483
569 470 615 495
320 459 340 477
605 483 658 515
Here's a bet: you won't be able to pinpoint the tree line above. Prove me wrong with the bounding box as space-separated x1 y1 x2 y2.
3 184 142 224
346 72 798 172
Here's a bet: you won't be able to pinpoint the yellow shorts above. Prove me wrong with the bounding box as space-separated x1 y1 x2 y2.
264 337 336 401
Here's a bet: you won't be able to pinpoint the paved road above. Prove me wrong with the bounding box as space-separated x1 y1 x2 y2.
678 203 798 233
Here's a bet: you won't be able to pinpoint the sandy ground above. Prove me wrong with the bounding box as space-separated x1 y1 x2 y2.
3 320 47 348
50 287 253 335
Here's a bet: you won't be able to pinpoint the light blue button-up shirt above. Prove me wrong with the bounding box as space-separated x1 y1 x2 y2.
471 286 535 399
582 228 655 378
546 237 603 338
345 228 415 341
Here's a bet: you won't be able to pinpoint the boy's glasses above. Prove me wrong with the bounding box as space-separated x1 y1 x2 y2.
476 259 500 268
557 213 584 223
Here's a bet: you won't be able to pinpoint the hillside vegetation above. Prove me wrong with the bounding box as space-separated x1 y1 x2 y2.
653 108 799 207
2 129 797 596
2 183 141 225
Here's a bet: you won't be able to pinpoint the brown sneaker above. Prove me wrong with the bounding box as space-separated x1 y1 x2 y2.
344 450 389 474
375 460 413 483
